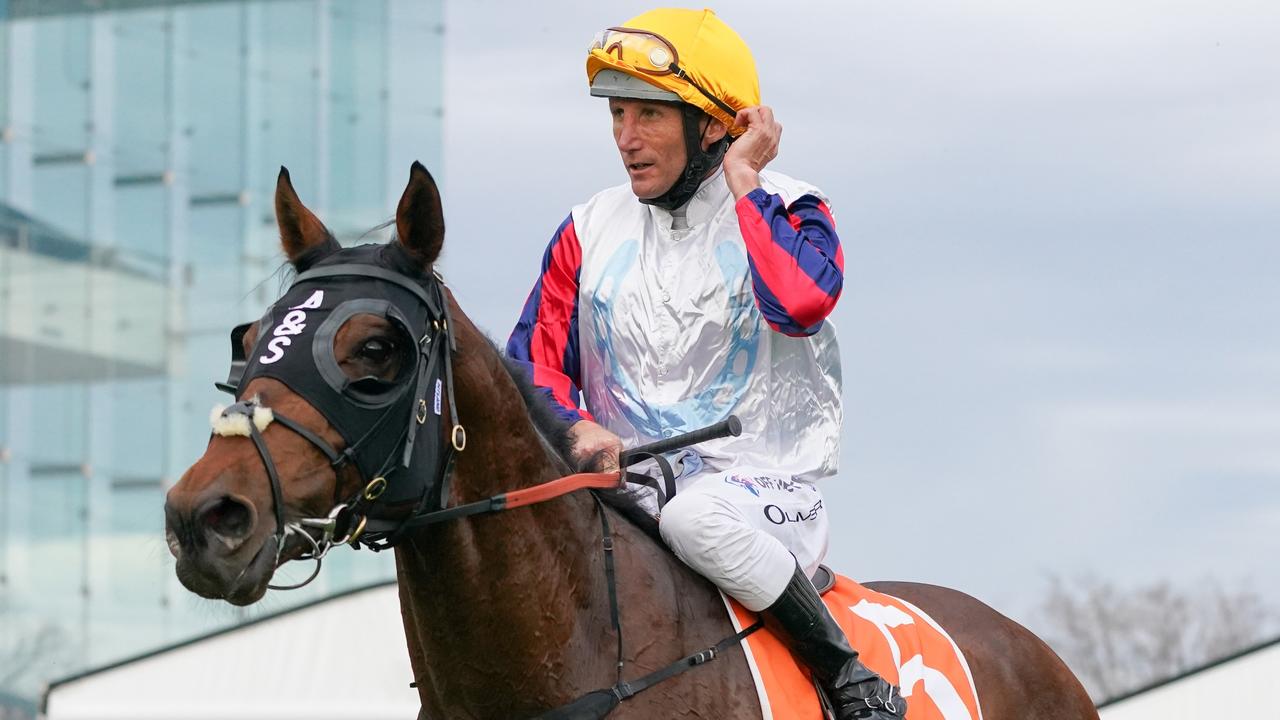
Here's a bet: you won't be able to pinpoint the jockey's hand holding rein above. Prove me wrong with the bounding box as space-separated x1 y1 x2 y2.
569 419 623 473
723 105 781 201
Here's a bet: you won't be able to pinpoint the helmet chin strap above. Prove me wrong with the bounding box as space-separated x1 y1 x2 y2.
640 104 732 212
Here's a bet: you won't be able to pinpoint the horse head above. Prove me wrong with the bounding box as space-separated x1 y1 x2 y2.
164 162 451 605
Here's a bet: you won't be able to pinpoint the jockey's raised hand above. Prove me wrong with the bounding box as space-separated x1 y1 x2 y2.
724 105 782 200
569 419 622 473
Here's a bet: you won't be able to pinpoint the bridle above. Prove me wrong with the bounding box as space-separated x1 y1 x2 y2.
215 257 466 588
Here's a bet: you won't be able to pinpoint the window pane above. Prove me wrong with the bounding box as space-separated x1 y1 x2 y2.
113 183 167 262
185 4 244 198
29 384 88 464
32 16 90 156
107 379 166 479
327 2 387 234
106 481 167 616
112 10 168 179
0 463 10 594
0 23 8 203
25 469 88 679
187 204 243 330
256 1 319 202
31 163 89 240
182 330 225 464
28 469 87 541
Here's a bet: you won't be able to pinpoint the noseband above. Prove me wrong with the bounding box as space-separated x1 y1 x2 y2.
215 255 464 589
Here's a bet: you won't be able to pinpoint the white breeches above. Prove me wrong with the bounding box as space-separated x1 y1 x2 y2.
654 467 830 612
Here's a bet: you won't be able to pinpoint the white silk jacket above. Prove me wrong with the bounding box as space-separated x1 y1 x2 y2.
508 168 844 488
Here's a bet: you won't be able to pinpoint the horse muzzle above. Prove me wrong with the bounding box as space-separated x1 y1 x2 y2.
165 491 276 605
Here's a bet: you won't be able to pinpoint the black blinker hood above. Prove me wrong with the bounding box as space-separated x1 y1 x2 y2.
224 243 452 507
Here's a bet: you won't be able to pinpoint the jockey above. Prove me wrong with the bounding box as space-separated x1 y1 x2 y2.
507 8 904 719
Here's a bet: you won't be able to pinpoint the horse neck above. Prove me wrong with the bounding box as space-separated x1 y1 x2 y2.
439 300 570 498
396 298 614 709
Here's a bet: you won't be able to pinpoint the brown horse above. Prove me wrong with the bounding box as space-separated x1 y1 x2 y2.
164 163 1098 719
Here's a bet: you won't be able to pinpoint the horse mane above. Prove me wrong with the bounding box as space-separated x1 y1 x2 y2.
497 353 575 466
498 352 662 540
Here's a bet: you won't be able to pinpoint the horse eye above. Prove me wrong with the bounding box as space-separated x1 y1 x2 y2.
357 338 395 363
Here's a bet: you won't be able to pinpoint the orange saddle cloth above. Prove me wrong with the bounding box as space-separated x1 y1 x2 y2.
724 575 984 720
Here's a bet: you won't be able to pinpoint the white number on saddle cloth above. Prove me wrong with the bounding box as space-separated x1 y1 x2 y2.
850 600 972 720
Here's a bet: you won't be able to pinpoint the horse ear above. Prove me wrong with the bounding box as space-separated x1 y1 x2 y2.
395 161 445 266
275 166 338 266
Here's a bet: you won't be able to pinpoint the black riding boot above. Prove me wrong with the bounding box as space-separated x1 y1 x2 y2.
762 564 906 720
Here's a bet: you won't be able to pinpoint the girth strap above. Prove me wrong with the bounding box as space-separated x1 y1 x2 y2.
530 620 764 720
610 620 764 700
526 491 764 720
592 494 624 683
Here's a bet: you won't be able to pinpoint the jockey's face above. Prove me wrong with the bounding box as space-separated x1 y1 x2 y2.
609 98 687 200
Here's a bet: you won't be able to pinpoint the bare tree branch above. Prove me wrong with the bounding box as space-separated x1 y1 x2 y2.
1035 575 1280 701
0 623 68 691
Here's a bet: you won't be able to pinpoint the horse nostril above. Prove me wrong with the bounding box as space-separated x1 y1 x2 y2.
198 496 256 549
164 499 195 557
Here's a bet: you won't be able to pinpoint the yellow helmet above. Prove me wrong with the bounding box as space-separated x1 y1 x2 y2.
587 8 759 136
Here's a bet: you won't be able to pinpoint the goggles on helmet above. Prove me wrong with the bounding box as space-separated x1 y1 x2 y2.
589 27 738 121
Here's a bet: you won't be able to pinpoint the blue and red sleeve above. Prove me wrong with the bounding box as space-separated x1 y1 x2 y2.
506 214 592 424
735 189 844 337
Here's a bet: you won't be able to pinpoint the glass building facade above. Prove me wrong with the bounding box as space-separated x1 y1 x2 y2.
0 0 443 709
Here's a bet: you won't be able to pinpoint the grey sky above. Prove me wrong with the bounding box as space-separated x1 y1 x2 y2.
435 0 1280 625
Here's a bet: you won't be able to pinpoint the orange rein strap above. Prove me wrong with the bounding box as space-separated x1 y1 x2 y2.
396 471 625 528
504 472 626 509
401 416 743 529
